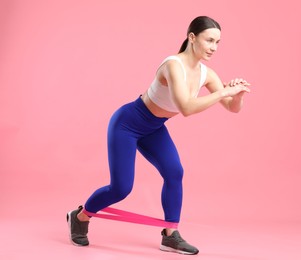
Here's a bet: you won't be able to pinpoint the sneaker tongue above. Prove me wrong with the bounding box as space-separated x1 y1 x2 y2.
172 231 185 242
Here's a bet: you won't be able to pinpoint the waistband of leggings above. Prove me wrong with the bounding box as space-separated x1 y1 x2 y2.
134 95 169 123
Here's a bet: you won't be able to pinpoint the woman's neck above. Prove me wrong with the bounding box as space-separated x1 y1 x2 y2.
178 51 200 70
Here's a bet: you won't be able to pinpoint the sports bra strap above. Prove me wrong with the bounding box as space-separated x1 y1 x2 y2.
159 56 207 86
199 63 207 86
159 56 187 82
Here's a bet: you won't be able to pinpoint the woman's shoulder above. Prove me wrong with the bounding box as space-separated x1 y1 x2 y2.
157 55 184 72
156 55 186 81
160 55 182 63
204 66 222 86
204 65 216 75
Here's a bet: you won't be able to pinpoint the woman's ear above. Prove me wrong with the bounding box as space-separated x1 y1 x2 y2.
188 32 195 43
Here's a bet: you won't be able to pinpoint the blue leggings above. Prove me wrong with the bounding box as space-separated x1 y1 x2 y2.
84 96 183 223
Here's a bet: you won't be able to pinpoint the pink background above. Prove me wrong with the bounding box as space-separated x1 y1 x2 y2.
1 0 300 259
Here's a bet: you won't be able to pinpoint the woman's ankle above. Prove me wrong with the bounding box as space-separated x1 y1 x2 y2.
165 228 177 236
77 210 90 222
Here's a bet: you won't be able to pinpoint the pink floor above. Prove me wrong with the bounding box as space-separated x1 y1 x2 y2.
2 213 300 260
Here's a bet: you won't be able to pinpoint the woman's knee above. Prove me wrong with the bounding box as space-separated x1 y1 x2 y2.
162 163 184 182
110 184 133 202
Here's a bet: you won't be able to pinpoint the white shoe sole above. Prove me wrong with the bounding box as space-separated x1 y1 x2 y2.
160 245 197 255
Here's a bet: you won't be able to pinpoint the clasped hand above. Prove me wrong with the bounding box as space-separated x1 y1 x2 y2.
222 78 251 97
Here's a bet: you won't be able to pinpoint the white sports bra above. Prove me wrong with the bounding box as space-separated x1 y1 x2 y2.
147 56 207 113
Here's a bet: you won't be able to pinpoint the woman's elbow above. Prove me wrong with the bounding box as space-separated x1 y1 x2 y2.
181 111 191 117
179 106 195 117
228 107 241 113
176 100 199 117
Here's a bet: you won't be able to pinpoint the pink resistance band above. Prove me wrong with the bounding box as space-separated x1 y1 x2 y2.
83 207 178 229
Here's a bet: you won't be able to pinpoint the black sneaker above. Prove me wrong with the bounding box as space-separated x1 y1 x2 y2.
160 229 199 255
67 205 89 246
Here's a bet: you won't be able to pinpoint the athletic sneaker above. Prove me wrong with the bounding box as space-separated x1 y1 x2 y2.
160 229 199 255
67 205 90 246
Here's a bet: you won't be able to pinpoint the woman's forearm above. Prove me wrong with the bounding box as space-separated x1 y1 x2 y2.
229 93 244 113
179 91 223 116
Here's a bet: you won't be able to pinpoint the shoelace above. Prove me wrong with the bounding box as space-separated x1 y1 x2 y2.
172 232 186 243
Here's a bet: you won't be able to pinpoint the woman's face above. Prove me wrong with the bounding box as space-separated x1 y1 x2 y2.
190 28 221 61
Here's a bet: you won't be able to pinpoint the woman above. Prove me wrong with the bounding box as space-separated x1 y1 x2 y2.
67 16 250 255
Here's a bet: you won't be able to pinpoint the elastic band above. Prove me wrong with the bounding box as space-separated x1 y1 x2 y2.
83 207 178 228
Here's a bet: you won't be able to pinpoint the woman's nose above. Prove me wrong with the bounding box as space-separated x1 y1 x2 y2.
210 43 217 52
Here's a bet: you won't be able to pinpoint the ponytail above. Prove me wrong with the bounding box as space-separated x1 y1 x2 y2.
178 38 188 53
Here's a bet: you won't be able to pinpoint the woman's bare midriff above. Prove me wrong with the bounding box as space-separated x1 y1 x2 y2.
141 92 179 118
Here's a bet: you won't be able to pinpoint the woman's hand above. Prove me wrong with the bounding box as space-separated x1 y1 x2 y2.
228 78 250 87
205 68 251 113
221 78 251 97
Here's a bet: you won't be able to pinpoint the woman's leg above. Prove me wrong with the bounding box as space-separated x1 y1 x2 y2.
68 108 139 246
137 126 199 255
137 125 183 224
84 130 138 213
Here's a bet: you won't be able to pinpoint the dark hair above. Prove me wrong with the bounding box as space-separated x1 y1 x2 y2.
178 16 221 53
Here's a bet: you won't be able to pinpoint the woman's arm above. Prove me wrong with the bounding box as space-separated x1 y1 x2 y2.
205 67 250 113
163 61 250 117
